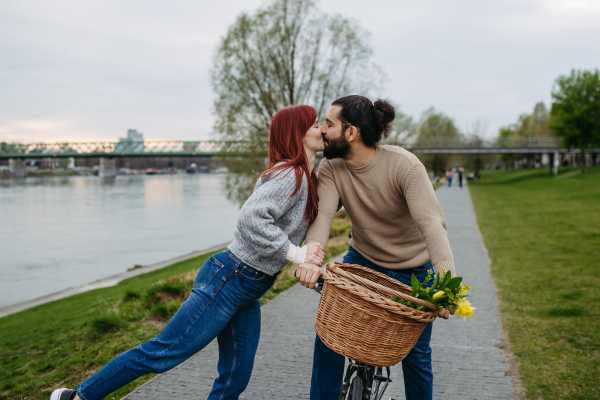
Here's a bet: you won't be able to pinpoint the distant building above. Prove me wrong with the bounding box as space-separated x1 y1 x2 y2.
119 129 144 142
116 129 145 153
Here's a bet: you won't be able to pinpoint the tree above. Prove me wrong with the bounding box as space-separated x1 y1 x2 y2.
463 120 493 175
550 69 600 173
416 107 461 177
384 108 418 146
211 0 384 204
497 126 517 171
516 102 550 137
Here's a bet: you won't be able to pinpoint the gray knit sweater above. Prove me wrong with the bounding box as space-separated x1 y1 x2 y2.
228 165 310 275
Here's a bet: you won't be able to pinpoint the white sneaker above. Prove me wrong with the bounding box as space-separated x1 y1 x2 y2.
50 388 77 400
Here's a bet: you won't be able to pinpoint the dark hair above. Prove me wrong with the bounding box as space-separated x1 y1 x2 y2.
331 95 395 147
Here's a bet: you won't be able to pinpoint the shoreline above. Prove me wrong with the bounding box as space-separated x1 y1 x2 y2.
0 241 231 318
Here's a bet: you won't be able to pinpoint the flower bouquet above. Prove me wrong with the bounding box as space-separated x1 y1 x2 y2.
391 270 476 320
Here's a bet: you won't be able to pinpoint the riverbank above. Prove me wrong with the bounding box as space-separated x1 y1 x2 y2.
0 210 352 400
469 167 599 399
0 242 231 318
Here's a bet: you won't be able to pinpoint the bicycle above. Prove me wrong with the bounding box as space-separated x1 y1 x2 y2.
296 272 394 400
339 360 392 400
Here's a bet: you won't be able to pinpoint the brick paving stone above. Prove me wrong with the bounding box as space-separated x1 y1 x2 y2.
126 183 518 399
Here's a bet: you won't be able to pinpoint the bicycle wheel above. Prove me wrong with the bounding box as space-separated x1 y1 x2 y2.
348 375 363 400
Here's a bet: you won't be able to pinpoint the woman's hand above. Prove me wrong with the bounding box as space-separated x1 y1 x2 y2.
304 242 325 266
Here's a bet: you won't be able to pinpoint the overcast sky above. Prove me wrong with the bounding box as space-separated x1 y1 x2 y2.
1 0 599 143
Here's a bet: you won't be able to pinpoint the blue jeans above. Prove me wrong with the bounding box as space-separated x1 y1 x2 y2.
310 247 434 400
77 250 277 400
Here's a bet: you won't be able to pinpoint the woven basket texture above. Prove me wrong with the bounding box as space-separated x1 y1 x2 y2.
315 262 438 367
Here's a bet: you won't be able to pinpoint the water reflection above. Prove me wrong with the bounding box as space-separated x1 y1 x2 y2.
0 174 239 308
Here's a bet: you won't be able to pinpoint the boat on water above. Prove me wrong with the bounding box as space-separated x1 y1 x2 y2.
145 168 159 175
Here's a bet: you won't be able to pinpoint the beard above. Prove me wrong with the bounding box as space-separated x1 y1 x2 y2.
323 134 351 159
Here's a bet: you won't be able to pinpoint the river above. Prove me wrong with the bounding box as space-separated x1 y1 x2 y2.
0 174 240 309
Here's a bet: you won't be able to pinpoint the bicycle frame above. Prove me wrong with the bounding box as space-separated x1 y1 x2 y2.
339 359 391 400
297 271 392 399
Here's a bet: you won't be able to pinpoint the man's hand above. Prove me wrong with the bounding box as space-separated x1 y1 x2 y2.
296 262 322 289
304 242 325 266
438 306 455 320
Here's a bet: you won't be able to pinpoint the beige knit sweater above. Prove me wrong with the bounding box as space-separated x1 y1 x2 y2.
306 145 456 277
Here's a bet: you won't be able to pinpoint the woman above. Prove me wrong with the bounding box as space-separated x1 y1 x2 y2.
51 105 326 400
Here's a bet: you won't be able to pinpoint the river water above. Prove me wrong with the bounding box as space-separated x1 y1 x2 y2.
0 174 240 309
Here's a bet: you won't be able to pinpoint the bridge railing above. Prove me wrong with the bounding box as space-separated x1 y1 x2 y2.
0 141 252 158
407 136 563 149
1 137 566 158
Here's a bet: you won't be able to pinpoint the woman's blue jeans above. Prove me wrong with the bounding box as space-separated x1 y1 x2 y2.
77 250 277 400
310 247 434 400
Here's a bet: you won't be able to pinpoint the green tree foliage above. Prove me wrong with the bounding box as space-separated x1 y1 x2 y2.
211 0 384 205
416 107 461 176
550 69 600 173
462 120 494 174
516 102 550 137
497 126 517 170
384 108 418 146
494 102 550 170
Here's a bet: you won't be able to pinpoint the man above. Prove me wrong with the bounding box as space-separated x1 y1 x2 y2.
296 95 455 400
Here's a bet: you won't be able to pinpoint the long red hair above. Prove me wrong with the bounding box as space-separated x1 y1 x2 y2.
260 105 319 223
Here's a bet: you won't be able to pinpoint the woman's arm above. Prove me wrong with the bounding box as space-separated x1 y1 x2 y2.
235 169 304 258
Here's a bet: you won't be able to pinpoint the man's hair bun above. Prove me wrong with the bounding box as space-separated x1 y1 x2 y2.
372 99 395 139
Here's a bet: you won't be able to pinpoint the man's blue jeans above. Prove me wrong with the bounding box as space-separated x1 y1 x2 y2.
77 250 277 400
310 247 434 400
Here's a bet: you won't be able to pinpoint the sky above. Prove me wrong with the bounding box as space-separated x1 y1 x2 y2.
1 0 599 143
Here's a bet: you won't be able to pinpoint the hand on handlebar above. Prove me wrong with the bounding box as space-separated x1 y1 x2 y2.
296 262 322 289
304 242 325 266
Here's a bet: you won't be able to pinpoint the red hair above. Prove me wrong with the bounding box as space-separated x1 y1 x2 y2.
260 105 319 223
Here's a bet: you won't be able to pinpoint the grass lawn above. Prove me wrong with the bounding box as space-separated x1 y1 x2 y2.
0 211 351 400
469 166 600 400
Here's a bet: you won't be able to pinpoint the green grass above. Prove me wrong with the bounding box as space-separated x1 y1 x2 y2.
469 166 600 400
0 211 351 400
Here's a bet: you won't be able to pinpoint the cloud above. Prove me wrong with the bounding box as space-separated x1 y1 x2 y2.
1 0 599 142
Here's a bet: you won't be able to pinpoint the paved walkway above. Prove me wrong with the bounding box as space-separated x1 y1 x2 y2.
125 184 519 399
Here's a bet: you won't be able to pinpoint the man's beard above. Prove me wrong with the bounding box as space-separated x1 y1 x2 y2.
323 134 351 159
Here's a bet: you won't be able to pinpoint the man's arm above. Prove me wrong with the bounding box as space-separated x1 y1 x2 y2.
299 160 340 289
305 160 340 248
401 162 456 277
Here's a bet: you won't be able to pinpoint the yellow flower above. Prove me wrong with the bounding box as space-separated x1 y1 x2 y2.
455 299 476 320
432 291 445 299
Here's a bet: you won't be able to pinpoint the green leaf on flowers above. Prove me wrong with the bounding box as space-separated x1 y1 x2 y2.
447 291 455 300
420 291 433 301
431 273 440 290
446 277 462 291
432 294 447 303
411 273 419 296
439 271 452 289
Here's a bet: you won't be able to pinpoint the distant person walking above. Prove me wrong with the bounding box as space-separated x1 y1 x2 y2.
458 167 464 189
445 169 453 188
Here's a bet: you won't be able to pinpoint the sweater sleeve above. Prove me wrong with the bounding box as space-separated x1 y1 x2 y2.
400 162 456 277
235 169 303 258
305 160 340 248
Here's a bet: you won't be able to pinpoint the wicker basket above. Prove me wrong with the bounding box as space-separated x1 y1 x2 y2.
315 262 438 367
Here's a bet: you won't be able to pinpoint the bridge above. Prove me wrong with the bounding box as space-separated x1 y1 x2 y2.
1 137 597 177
